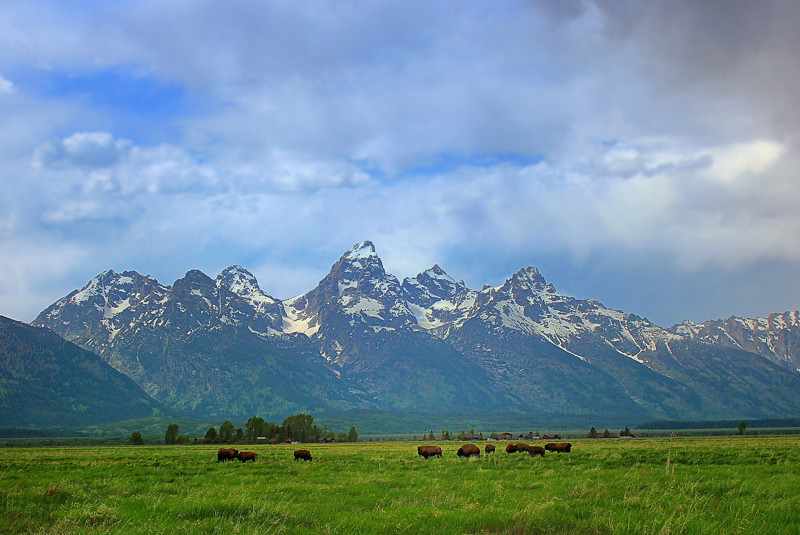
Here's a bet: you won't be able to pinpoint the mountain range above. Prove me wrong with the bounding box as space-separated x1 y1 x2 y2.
23 241 800 427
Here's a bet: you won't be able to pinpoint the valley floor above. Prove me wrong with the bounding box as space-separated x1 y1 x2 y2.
1 436 799 534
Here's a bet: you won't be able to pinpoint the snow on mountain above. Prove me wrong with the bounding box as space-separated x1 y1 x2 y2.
31 239 800 421
671 311 800 372
215 265 284 335
34 269 169 348
409 265 681 367
401 264 477 330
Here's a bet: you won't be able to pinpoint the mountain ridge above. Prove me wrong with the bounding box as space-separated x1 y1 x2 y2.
29 240 800 423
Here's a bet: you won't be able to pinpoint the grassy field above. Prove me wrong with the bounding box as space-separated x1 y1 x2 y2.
1 435 799 534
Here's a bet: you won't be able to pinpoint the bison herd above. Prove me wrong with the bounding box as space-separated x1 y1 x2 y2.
424 442 572 460
217 441 572 464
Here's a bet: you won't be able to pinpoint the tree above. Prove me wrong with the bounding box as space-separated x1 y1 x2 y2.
219 420 235 443
204 427 218 443
588 427 598 439
441 429 452 440
348 426 358 443
128 431 145 445
176 434 190 444
235 428 244 443
737 420 747 435
245 416 265 443
283 414 320 443
427 430 435 440
620 426 632 437
164 423 180 445
602 429 611 438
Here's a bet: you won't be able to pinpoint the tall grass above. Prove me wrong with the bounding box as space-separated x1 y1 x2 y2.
1 436 799 533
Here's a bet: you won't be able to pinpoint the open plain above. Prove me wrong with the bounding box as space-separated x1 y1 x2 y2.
1 435 799 534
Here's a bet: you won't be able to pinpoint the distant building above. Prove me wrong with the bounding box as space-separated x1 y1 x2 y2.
498 432 513 440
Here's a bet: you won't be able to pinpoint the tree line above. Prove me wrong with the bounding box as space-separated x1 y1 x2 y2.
128 413 358 445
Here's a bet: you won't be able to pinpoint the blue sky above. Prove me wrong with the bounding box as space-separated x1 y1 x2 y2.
2 0 800 326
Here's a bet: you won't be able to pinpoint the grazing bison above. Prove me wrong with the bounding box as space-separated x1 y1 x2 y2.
294 449 313 461
515 443 531 453
545 442 572 453
505 444 518 453
485 444 496 455
529 446 545 457
457 444 481 458
217 448 239 462
417 445 443 459
237 451 257 462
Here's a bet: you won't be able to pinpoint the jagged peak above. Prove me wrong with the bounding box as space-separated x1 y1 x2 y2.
341 240 378 261
217 265 259 288
174 269 216 289
424 264 453 280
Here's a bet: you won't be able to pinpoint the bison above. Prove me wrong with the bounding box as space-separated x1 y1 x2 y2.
217 448 239 462
417 445 442 459
505 444 518 453
515 443 531 453
545 442 572 453
457 444 481 458
485 444 496 455
528 446 545 457
294 449 313 461
237 451 257 462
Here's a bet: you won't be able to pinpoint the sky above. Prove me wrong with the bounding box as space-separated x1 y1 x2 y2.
2 0 800 327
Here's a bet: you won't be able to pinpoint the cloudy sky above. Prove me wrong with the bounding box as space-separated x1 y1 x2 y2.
2 0 800 326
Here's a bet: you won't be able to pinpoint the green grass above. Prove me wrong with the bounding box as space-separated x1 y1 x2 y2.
1 436 799 534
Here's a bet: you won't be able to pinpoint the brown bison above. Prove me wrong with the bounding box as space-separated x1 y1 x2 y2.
237 451 257 462
217 448 239 462
515 443 531 453
545 442 572 453
505 444 518 453
457 444 481 458
417 445 442 459
528 446 545 457
485 444 496 454
294 449 313 461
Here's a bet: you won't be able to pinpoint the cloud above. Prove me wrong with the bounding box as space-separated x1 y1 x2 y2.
34 132 131 168
0 75 12 93
3 1 800 325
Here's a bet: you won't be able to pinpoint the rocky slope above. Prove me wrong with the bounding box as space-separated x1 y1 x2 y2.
32 241 800 422
672 312 800 373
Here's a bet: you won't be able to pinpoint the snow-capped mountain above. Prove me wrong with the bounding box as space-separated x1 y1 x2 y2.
33 266 361 417
401 264 477 331
283 241 417 367
672 311 800 373
32 241 800 422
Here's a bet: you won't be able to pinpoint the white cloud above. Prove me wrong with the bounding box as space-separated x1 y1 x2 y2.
0 75 12 93
3 1 800 325
34 132 131 168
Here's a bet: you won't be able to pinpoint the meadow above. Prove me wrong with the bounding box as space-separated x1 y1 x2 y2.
1 435 799 534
